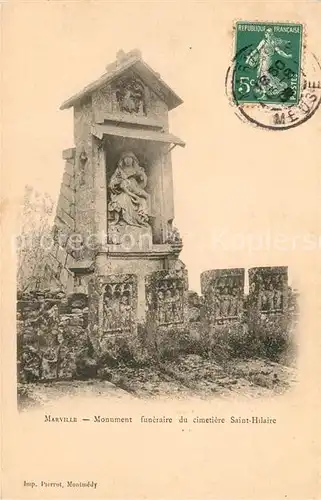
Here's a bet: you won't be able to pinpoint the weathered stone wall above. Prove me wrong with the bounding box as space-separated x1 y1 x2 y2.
18 266 297 383
17 290 92 382
42 149 77 292
73 100 97 239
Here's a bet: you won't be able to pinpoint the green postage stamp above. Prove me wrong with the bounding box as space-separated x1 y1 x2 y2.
233 22 303 105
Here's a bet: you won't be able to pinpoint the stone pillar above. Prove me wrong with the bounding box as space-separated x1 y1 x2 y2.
201 268 245 325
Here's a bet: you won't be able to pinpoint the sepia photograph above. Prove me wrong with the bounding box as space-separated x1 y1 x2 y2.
17 46 301 407
2 2 321 499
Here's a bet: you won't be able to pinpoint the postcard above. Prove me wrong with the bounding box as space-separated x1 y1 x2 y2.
2 1 321 499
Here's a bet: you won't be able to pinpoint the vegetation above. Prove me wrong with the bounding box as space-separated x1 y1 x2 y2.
17 185 54 292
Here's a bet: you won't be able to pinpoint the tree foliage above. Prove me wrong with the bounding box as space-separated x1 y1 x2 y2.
17 185 55 292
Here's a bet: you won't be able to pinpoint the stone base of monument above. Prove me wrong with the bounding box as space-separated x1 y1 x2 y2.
87 263 189 352
107 224 153 251
93 249 185 322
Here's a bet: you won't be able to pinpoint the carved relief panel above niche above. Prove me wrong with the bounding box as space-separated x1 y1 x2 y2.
115 77 146 114
92 72 169 125
92 75 147 121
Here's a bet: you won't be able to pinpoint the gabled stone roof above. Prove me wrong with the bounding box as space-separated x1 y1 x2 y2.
60 49 183 111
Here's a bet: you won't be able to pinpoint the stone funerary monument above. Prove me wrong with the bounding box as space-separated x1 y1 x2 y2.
43 49 187 334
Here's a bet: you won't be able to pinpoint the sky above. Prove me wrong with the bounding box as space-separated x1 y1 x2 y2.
3 0 321 292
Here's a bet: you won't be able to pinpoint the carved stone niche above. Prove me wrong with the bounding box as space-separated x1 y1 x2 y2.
107 150 153 247
145 269 188 330
201 268 245 325
115 77 146 114
88 274 138 352
248 266 288 315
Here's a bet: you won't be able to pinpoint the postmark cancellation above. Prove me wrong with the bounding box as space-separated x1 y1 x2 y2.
226 21 321 130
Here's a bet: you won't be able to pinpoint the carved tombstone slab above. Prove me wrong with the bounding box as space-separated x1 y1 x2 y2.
145 270 188 330
201 268 245 324
248 266 288 316
88 274 138 351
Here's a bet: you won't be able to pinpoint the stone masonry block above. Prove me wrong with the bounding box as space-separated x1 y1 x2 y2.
66 253 74 269
69 175 75 190
61 184 75 204
63 172 71 188
62 148 76 160
60 267 72 289
70 204 76 218
52 242 59 258
57 207 75 231
53 219 71 246
49 255 60 274
57 246 67 266
59 194 72 216
65 161 74 176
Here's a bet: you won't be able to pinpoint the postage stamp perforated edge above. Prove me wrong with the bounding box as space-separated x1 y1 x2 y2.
229 19 308 111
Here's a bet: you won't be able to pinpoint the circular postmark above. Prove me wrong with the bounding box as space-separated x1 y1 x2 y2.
226 22 321 130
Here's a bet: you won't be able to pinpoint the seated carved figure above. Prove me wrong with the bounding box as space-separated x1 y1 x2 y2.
108 152 150 228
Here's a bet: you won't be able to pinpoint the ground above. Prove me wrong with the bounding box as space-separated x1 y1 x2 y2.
18 355 297 409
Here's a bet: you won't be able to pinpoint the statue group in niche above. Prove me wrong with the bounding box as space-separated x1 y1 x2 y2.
213 276 243 319
108 152 150 229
